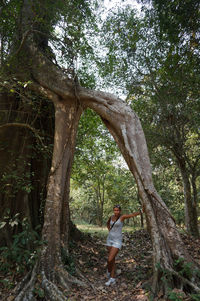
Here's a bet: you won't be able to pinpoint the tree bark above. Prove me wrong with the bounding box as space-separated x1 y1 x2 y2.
177 157 199 237
40 94 82 276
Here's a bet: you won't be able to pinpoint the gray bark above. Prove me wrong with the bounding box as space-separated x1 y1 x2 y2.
40 93 82 277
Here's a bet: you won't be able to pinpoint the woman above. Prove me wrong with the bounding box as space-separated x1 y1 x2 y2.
105 204 143 286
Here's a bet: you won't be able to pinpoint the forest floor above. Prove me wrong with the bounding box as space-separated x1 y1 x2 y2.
1 228 200 300
67 228 200 301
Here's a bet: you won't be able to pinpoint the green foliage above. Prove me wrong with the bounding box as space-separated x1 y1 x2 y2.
61 247 76 276
0 209 19 229
33 284 45 299
100 7 140 91
156 258 200 299
168 290 185 301
49 0 100 87
1 168 34 197
71 108 140 225
100 2 200 232
0 277 15 290
174 257 194 279
148 0 200 45
156 262 173 286
0 215 43 275
0 0 23 57
151 152 185 224
1 0 100 89
190 293 200 301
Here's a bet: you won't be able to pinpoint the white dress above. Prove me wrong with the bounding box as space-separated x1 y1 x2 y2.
106 218 123 249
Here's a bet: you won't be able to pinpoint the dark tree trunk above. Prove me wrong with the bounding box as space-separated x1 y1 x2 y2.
0 93 52 246
178 158 199 237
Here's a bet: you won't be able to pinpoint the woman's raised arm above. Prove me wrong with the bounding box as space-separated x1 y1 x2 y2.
120 208 144 222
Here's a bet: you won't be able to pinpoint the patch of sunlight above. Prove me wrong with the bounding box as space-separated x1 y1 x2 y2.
76 222 139 237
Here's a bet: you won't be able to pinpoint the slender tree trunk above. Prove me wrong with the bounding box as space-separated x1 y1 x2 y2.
101 175 106 227
96 183 102 226
178 159 199 237
190 173 199 236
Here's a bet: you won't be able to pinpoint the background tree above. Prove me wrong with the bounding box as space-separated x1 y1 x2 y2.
71 108 142 226
71 108 140 226
141 0 200 46
0 89 54 246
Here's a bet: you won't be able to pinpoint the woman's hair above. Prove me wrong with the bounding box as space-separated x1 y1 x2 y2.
113 205 121 210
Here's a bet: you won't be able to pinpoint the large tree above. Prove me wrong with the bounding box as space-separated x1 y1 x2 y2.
1 0 200 299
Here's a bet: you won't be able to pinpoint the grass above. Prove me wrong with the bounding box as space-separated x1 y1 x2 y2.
76 221 139 238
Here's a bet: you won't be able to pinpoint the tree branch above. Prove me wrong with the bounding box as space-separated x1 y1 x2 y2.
0 122 45 147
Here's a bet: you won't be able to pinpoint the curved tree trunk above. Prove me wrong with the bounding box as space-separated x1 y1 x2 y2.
7 41 199 297
19 44 199 296
30 49 200 294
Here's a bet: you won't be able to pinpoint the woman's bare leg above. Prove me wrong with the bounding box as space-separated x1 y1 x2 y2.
107 246 112 272
107 246 119 278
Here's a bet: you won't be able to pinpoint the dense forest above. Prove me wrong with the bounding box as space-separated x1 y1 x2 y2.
0 0 200 300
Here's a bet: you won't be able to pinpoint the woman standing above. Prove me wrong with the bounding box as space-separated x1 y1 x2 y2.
105 205 143 286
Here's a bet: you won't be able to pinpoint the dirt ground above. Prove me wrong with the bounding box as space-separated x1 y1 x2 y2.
1 229 200 300
67 229 200 300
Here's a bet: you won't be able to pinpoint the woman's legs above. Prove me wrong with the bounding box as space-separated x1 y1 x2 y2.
107 246 119 278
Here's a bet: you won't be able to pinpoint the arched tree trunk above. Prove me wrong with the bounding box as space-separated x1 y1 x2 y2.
12 42 198 297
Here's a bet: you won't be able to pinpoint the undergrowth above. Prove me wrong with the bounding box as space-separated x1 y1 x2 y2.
0 212 43 288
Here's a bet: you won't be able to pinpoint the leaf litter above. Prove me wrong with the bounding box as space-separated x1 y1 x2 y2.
68 229 200 300
1 229 200 300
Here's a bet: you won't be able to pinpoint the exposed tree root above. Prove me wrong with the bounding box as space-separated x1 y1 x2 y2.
150 264 200 299
168 268 200 294
56 264 88 288
41 272 69 301
76 267 97 292
14 262 38 301
13 261 89 301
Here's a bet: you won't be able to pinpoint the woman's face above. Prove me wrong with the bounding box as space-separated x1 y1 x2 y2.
113 207 121 217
